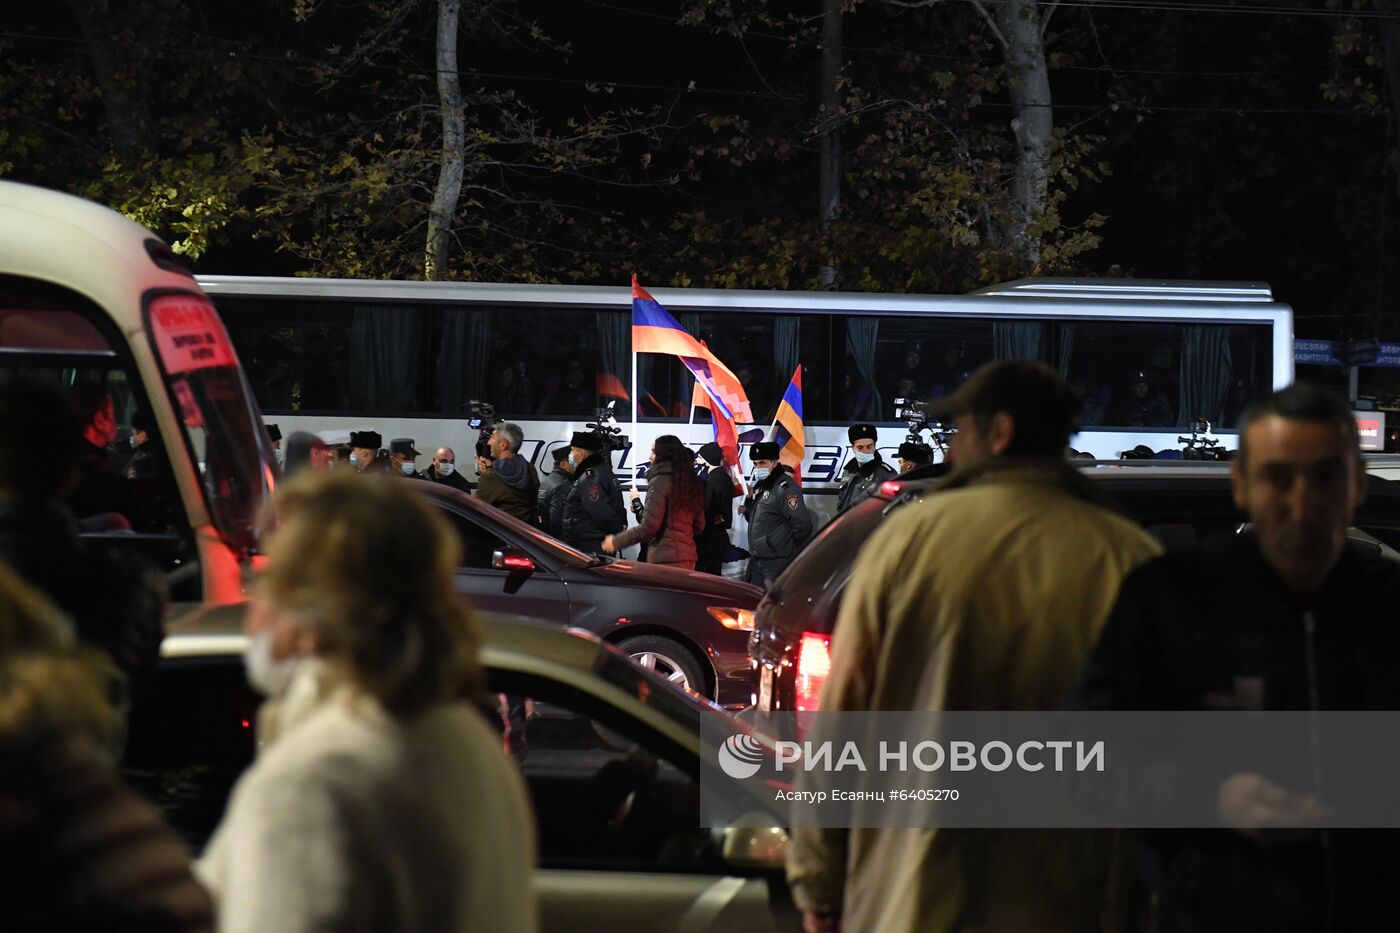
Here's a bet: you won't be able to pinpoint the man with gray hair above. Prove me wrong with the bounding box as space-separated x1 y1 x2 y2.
474 422 539 524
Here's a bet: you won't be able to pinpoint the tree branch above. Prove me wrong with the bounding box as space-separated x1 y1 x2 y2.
967 0 1010 51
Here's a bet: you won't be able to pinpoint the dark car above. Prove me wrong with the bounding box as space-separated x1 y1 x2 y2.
415 482 761 707
748 463 1400 715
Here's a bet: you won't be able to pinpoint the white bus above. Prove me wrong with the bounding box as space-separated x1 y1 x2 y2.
198 275 1292 519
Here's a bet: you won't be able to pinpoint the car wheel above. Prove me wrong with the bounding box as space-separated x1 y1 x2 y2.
616 635 708 697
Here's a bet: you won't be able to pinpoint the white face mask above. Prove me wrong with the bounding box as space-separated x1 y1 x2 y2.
568 452 579 467
349 453 361 468
243 628 305 698
437 461 455 477
399 462 416 475
853 451 875 465
751 467 771 481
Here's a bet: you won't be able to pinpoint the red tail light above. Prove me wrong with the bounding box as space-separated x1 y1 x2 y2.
879 480 903 497
795 632 832 712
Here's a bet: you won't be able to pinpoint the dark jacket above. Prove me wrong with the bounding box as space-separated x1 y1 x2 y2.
537 467 573 536
744 465 813 562
475 456 540 524
611 462 706 566
424 464 474 494
560 452 626 554
697 466 737 574
835 454 897 515
1069 531 1400 933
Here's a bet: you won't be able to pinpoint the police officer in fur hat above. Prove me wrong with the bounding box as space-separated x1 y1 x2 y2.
896 440 932 474
349 430 388 474
835 422 896 515
743 440 812 589
537 446 575 537
559 430 626 554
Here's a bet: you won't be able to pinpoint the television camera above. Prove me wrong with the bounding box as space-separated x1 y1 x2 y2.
894 396 950 456
463 399 502 460
586 400 629 454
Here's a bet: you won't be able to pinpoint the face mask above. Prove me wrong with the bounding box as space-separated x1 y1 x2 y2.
568 452 579 467
752 467 771 481
437 461 455 477
244 628 304 698
400 462 416 475
854 451 875 465
129 434 140 449
349 453 361 468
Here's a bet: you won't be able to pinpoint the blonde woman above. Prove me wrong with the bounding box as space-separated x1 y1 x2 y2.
0 562 213 930
197 472 537 932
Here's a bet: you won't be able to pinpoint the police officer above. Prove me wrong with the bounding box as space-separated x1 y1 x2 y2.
389 437 423 478
537 446 574 535
896 440 932 474
743 441 812 589
559 431 626 554
349 430 388 474
835 423 896 514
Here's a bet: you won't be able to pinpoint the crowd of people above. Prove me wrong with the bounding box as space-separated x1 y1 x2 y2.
2 358 1363 932
787 361 1396 933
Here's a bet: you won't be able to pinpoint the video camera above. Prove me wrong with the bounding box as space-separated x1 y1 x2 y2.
1178 418 1228 462
586 400 628 454
463 399 501 459
894 396 953 452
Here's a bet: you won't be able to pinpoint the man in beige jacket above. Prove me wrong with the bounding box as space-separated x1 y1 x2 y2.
786 361 1162 933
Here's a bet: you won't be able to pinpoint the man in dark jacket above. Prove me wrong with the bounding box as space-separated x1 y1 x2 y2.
1070 383 1400 932
424 446 473 493
474 422 539 524
559 431 626 554
835 422 896 515
695 442 737 575
743 441 812 588
537 446 573 535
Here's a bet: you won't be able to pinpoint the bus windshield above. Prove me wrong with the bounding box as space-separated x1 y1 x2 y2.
146 291 277 556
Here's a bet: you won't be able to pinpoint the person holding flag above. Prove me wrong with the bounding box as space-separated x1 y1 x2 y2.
742 441 812 590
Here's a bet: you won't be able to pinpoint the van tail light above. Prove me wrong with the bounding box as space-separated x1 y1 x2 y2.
795 632 832 712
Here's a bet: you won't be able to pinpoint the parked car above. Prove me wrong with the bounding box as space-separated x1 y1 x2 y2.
125 613 797 933
748 462 1400 715
416 482 761 707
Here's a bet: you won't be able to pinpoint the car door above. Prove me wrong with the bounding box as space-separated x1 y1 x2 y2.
485 666 799 933
439 505 573 622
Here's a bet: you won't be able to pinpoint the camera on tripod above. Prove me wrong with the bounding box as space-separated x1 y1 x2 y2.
894 396 950 452
463 399 501 459
1178 418 1228 462
585 400 628 454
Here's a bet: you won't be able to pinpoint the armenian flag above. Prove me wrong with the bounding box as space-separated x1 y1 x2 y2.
693 377 742 485
632 275 753 423
769 365 805 485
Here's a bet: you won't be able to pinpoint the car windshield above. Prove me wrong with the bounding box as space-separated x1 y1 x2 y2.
146 292 277 556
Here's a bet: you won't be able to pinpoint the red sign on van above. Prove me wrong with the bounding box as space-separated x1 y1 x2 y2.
148 294 236 375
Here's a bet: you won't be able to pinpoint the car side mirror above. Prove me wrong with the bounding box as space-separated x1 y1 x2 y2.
720 824 789 872
491 547 536 574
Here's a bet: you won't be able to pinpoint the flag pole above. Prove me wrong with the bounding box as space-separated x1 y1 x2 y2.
630 348 639 483
685 376 699 446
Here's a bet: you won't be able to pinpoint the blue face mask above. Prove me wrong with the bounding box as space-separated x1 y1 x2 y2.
853 451 875 465
751 467 771 482
568 452 579 468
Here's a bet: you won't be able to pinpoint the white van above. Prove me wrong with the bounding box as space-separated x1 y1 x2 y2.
0 180 277 611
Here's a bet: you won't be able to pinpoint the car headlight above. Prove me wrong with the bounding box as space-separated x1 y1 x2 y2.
707 606 756 631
